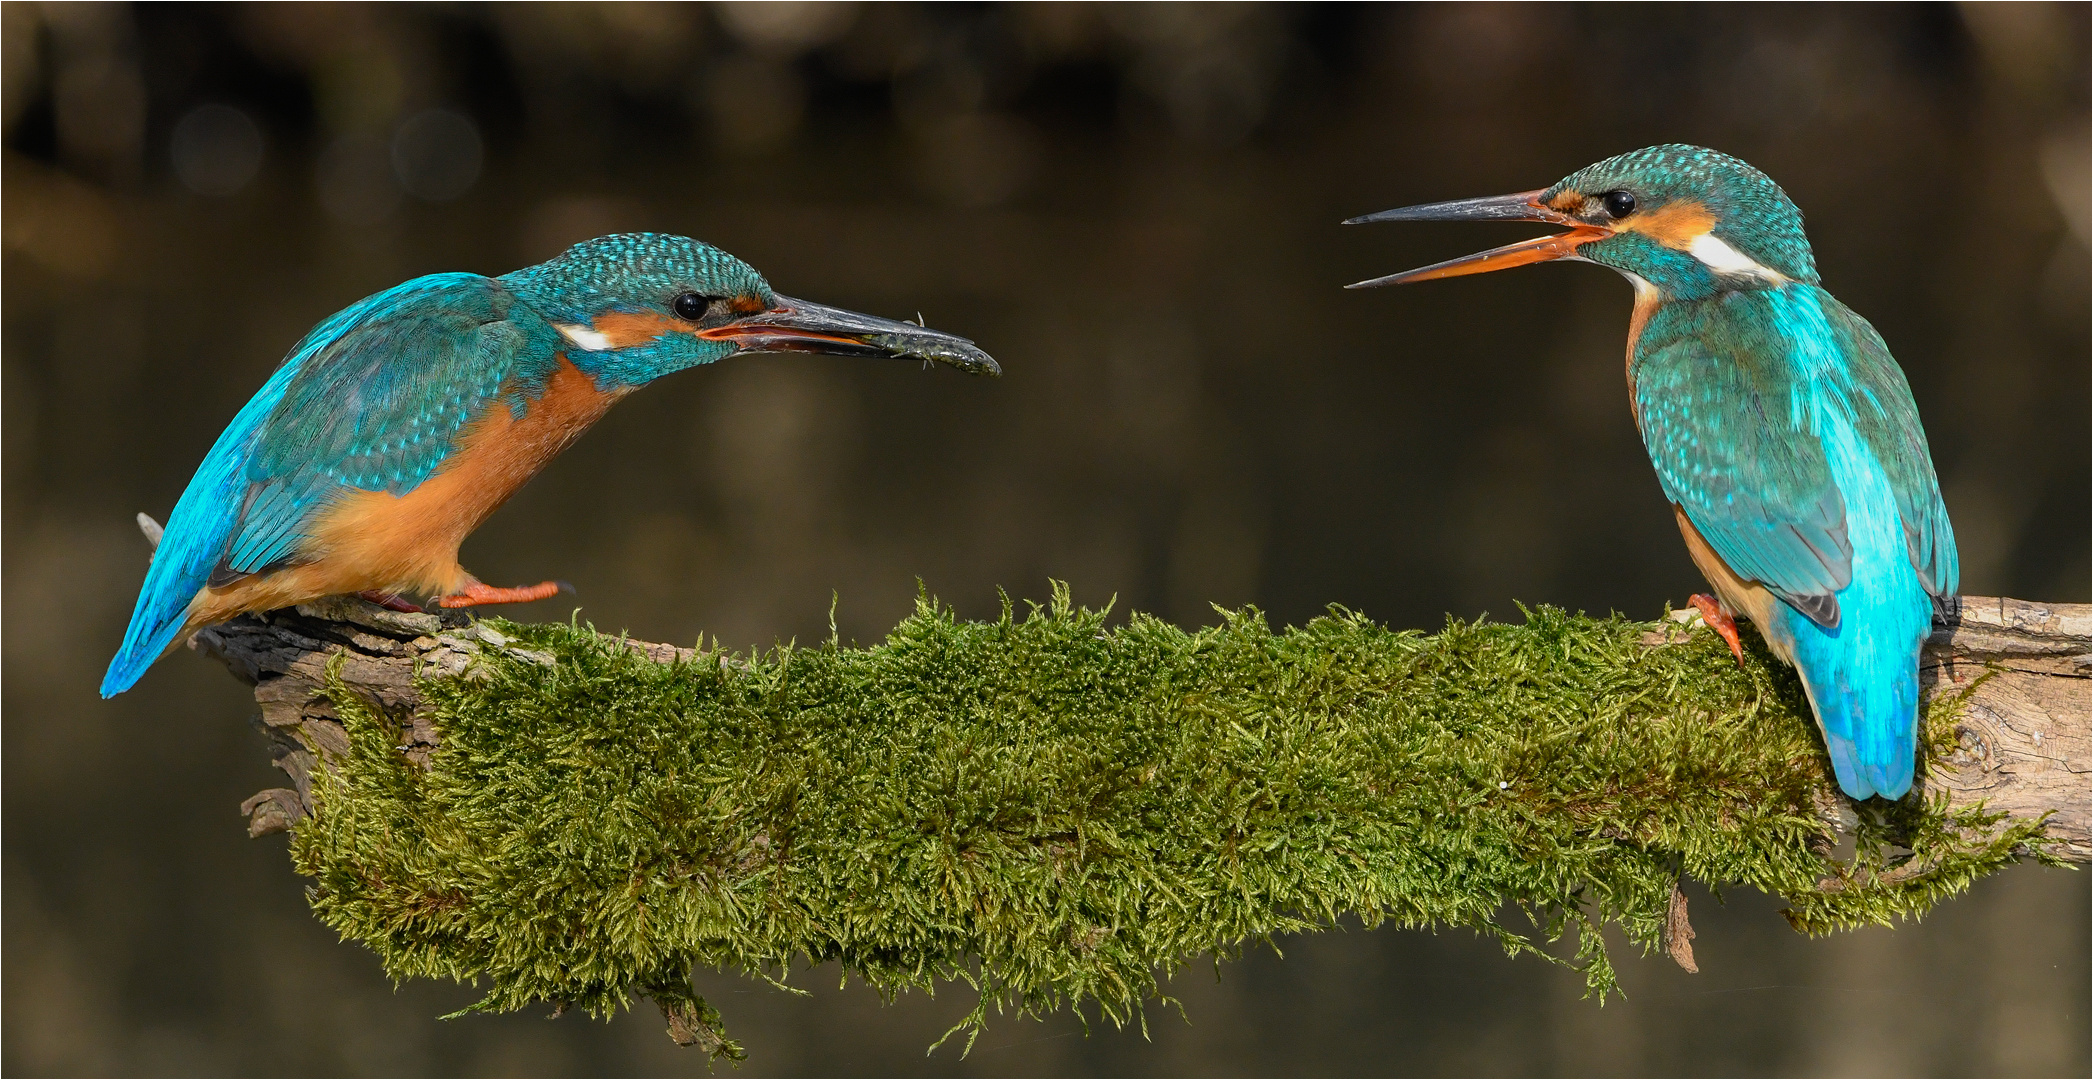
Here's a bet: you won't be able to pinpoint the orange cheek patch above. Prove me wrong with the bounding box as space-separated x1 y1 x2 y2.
1621 200 1717 249
588 310 691 348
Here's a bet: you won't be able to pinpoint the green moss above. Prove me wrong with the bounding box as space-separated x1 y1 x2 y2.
289 586 2053 1058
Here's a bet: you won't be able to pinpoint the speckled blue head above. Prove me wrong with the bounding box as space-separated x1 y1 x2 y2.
503 233 998 387
1345 144 1817 302
507 233 773 318
1546 144 1818 295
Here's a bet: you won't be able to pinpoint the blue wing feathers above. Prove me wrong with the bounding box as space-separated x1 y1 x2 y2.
1635 305 1852 615
1635 285 1947 799
217 478 332 581
219 276 530 587
1819 297 1959 599
102 274 544 696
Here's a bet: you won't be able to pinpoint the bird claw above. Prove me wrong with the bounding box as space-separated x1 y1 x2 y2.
357 590 425 613
437 580 569 609
1689 593 1747 666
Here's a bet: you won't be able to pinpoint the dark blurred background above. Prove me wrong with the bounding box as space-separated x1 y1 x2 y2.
4 3 2087 1075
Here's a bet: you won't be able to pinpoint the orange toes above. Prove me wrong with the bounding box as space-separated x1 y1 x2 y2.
1689 593 1746 666
438 580 570 609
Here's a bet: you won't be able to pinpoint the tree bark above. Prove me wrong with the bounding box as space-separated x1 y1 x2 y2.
195 594 2090 861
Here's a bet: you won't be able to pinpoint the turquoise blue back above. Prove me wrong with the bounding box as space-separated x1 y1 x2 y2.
1633 284 1956 799
99 273 542 697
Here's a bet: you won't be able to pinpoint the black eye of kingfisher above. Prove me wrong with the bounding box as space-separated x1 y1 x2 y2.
1601 190 1636 219
671 292 710 321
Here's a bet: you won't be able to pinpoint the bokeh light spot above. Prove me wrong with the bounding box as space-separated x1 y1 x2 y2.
714 2 858 57
391 108 483 201
169 104 264 197
316 132 401 224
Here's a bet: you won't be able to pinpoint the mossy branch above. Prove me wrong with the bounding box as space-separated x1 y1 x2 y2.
197 589 2089 1057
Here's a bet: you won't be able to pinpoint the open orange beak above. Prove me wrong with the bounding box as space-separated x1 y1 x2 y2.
1342 189 1610 289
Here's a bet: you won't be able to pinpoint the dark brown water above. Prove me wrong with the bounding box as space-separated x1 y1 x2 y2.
5 5 2087 1074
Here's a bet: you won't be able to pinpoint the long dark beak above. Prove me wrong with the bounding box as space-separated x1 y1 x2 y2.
700 294 1000 376
1342 189 1609 289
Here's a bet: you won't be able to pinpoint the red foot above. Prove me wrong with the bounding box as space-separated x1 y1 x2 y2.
1690 593 1746 666
438 580 570 609
357 590 424 613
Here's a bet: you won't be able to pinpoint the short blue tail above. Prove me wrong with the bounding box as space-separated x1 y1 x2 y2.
101 363 300 696
101 592 192 697
1788 623 1922 800
101 447 246 696
1776 570 1932 801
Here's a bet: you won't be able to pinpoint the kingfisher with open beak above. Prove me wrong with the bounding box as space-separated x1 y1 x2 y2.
1346 145 1958 801
103 233 998 697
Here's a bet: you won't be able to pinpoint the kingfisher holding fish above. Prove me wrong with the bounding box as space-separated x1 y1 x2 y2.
103 233 998 697
1347 144 1958 801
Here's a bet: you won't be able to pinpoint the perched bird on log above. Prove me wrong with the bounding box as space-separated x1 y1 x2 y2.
1346 145 1958 800
103 233 998 697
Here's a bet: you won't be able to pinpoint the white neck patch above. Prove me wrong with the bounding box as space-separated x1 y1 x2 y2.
555 323 615 352
1687 232 1788 283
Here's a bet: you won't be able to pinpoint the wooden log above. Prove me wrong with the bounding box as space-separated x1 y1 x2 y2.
1921 596 2090 861
193 594 2090 859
